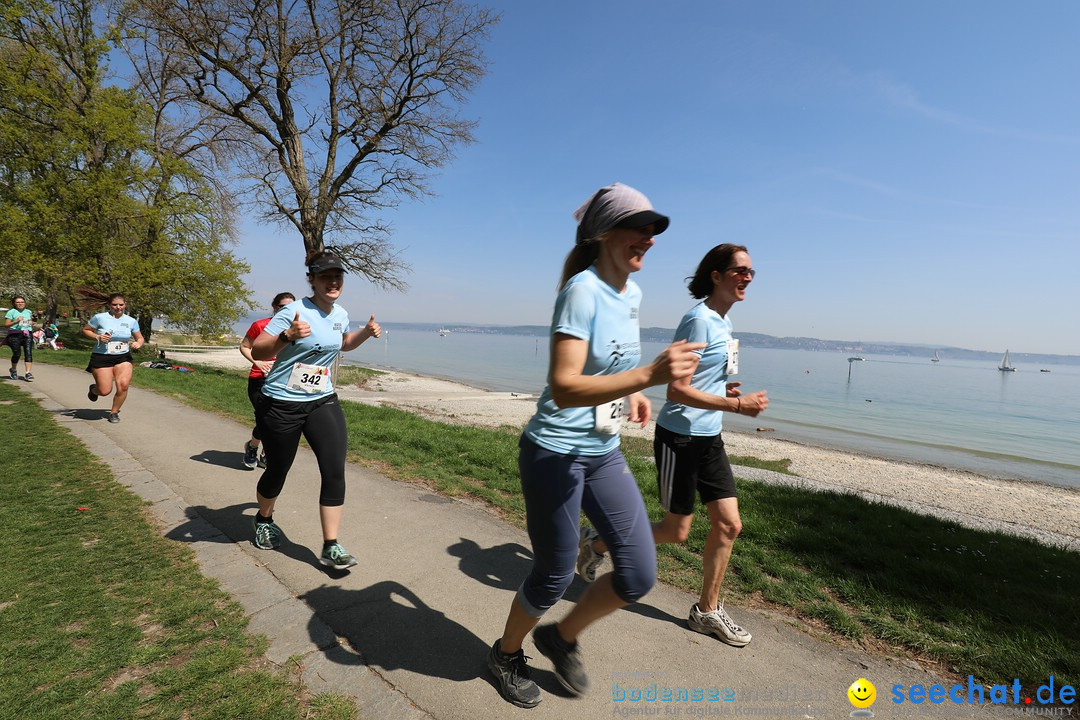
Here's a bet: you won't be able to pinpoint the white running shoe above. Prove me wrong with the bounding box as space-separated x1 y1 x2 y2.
688 603 752 647
575 526 605 583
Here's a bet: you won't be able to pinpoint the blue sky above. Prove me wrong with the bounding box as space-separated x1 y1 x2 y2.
239 1 1080 356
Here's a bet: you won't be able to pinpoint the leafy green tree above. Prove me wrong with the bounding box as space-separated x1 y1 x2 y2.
1 0 252 337
1 0 152 320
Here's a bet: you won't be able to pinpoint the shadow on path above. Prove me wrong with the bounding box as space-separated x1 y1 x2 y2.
167 502 358 573
56 407 111 421
189 449 248 470
447 537 684 630
299 581 553 689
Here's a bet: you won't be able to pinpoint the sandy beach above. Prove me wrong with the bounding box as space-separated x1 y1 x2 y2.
165 348 1080 551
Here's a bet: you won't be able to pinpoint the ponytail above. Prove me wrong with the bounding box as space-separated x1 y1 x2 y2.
558 234 607 289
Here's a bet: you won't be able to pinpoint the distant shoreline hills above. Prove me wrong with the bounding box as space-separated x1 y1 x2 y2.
383 322 1080 367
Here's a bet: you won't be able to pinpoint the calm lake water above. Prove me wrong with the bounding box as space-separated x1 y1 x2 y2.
344 328 1080 490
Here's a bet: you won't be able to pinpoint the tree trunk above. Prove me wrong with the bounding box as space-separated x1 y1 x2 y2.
138 312 154 343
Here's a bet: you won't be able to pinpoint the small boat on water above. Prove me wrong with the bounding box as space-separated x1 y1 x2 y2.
998 349 1016 372
1040 369 1051 373
931 350 940 363
847 356 864 362
438 327 450 337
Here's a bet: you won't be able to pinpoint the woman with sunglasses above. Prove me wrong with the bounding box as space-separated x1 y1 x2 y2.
486 184 702 708
239 291 296 469
83 294 145 423
579 244 768 647
249 251 380 571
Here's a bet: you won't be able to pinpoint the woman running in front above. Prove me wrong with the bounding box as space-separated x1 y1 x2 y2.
249 251 380 571
83 294 145 423
578 244 768 646
487 183 703 708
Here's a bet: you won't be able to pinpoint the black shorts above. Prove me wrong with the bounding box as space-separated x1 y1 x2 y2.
85 352 134 372
653 425 736 516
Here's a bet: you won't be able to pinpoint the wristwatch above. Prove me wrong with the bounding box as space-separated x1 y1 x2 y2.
278 331 290 344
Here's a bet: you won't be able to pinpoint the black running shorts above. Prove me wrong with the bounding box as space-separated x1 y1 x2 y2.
653 425 736 516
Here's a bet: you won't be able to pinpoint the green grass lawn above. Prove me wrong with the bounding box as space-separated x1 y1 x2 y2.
0 381 355 720
29 336 1080 694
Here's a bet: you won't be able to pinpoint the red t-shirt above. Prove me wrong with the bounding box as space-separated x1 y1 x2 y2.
245 317 276 379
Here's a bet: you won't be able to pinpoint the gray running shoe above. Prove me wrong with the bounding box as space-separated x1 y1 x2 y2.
319 542 357 570
107 412 120 423
252 517 281 550
9 368 18 380
575 525 605 583
242 441 258 469
257 452 267 469
533 623 588 696
23 372 33 382
487 639 541 708
687 603 752 647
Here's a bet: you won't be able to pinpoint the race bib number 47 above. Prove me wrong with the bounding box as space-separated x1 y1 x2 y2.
287 362 332 394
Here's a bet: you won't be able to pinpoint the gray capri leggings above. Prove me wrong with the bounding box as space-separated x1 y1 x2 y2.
516 435 657 617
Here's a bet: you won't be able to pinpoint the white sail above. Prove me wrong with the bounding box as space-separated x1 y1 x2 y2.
998 349 1016 372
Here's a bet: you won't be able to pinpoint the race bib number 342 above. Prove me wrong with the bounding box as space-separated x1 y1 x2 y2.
287 362 332 395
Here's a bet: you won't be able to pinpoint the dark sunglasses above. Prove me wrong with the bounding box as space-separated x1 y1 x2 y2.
725 266 756 279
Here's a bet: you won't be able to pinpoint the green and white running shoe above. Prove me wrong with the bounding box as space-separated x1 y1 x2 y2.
252 517 281 550
319 542 357 570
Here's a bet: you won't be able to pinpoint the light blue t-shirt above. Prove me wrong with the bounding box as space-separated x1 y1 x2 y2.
5 309 32 334
261 298 350 402
656 302 733 437
524 266 642 456
88 312 141 354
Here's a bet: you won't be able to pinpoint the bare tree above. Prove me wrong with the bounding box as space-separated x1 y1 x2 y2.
123 0 497 289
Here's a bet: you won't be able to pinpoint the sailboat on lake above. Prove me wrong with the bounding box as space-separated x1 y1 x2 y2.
998 349 1016 372
931 350 940 363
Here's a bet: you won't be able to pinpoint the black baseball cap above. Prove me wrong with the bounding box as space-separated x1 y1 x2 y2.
307 254 347 274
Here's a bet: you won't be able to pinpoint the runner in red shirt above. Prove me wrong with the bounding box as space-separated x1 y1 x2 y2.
238 292 295 468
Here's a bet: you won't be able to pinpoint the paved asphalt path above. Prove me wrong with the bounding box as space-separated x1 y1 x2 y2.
16 364 1019 719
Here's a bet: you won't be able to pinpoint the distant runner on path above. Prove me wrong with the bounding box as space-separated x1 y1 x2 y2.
83 294 144 423
5 296 36 381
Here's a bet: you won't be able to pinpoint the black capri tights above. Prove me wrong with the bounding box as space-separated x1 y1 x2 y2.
254 393 348 506
5 332 32 364
247 377 265 440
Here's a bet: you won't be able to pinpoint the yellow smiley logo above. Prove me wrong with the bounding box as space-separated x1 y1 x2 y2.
847 678 876 709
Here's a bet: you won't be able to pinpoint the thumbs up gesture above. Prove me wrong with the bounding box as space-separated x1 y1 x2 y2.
289 310 311 341
365 314 381 339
